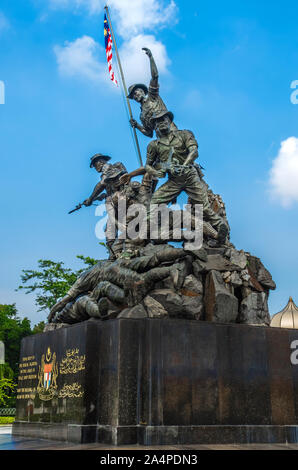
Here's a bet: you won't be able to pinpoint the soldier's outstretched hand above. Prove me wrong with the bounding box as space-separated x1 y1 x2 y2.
83 198 92 206
142 47 152 57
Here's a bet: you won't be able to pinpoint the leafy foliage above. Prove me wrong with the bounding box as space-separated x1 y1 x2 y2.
0 362 16 407
0 363 14 381
0 417 15 424
0 375 16 406
0 305 31 378
17 255 98 312
31 321 46 334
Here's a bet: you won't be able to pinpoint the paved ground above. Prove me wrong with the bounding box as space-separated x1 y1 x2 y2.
1 427 298 450
0 425 12 435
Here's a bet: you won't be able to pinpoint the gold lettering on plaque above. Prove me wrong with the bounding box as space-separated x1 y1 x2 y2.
59 349 85 375
17 355 37 399
17 346 86 402
58 382 84 398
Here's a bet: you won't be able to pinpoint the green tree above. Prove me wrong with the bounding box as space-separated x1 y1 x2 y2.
0 363 15 407
0 363 14 381
0 305 31 377
0 376 16 407
31 321 45 335
18 255 98 312
0 305 32 407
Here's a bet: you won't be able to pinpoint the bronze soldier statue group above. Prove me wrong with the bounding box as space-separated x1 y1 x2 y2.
47 48 233 325
81 48 229 260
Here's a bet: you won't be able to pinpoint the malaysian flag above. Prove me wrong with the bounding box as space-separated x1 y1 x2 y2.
104 14 118 86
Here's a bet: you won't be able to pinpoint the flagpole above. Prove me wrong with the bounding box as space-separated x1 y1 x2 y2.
104 5 143 167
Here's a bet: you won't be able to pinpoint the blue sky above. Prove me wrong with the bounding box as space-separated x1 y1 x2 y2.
0 0 298 325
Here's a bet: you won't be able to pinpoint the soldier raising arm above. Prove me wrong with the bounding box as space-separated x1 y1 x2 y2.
127 48 176 138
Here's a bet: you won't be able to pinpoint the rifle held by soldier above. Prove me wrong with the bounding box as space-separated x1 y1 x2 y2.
68 203 83 214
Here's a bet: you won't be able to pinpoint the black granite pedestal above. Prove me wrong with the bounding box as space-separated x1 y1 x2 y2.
12 318 298 445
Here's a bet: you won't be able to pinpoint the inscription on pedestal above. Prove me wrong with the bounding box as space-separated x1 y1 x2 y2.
58 349 85 398
15 319 298 446
17 355 38 400
16 347 86 402
15 322 89 439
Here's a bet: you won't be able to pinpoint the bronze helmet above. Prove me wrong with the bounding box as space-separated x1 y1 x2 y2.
90 153 111 168
127 83 148 99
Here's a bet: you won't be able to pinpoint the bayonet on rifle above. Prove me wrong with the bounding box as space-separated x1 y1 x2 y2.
68 203 83 214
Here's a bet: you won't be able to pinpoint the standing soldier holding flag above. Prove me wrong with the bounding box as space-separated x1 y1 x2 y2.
127 47 177 138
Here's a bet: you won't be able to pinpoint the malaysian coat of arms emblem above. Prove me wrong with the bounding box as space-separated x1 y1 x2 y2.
37 347 58 401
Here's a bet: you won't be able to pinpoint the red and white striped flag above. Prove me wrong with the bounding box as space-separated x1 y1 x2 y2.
104 14 118 86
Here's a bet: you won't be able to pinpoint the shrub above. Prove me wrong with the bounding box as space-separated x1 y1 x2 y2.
0 416 15 424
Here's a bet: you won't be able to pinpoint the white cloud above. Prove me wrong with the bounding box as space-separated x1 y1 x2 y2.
52 0 176 89
54 33 171 87
49 0 178 34
107 0 178 38
269 137 298 208
120 34 170 84
54 35 106 83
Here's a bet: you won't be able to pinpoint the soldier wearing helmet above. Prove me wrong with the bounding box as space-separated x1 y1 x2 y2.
83 153 127 207
127 48 177 138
